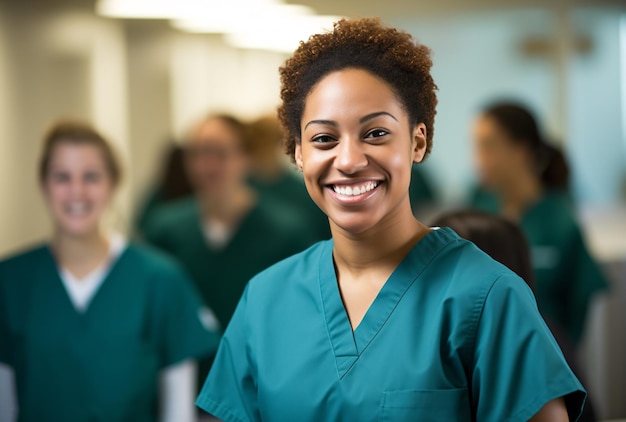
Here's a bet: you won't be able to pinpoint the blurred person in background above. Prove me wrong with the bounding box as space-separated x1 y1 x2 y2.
470 102 609 346
0 121 219 422
143 113 314 390
408 163 438 218
134 143 193 238
432 209 597 422
245 115 330 241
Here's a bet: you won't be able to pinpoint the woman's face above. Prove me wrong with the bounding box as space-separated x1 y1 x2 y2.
297 68 427 235
42 142 115 237
472 115 528 192
184 118 248 199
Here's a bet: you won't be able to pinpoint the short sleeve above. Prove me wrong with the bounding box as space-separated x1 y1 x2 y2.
155 265 221 368
565 227 610 344
472 275 586 421
196 286 260 422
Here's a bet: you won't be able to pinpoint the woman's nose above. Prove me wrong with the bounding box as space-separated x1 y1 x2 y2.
334 137 368 174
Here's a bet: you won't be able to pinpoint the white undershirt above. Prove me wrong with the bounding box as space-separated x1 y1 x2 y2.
202 218 234 250
0 234 198 422
59 233 126 312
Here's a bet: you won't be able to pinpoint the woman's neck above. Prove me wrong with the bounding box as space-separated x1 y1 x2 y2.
501 171 543 221
51 230 110 279
331 199 430 278
199 184 256 228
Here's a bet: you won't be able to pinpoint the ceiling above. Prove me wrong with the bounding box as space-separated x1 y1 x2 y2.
9 0 626 20
286 0 626 20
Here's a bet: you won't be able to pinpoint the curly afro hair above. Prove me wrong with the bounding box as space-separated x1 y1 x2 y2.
278 18 438 161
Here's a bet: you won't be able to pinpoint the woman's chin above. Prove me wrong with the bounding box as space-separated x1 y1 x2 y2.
328 215 381 237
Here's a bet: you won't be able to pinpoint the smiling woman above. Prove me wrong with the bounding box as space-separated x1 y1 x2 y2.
196 18 586 422
0 121 220 422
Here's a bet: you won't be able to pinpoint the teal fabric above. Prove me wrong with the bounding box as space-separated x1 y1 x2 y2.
197 228 585 421
470 189 609 344
0 243 220 422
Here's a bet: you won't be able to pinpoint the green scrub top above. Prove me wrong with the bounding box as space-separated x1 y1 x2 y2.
248 170 331 242
0 243 220 422
471 189 609 344
197 228 586 422
144 196 315 330
408 164 437 214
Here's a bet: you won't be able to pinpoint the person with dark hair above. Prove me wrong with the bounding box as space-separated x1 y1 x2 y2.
245 115 330 242
134 143 194 238
196 19 585 421
471 101 609 345
0 121 219 422
143 114 314 390
432 209 598 421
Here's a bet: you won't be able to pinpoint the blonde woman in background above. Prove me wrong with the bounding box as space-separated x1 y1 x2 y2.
0 121 219 422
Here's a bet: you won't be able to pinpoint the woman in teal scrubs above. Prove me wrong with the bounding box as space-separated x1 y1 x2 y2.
470 102 609 345
0 121 219 422
197 19 586 421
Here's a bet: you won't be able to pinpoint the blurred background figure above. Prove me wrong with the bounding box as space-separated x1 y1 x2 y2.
431 209 597 422
0 121 219 422
408 164 438 219
142 113 315 391
469 102 609 346
134 142 193 238
245 115 330 241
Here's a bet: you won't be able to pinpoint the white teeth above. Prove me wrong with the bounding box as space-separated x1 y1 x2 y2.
66 202 89 216
332 181 379 197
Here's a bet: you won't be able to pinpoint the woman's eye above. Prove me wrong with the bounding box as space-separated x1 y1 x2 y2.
365 129 389 139
51 172 70 183
84 172 102 183
311 135 336 144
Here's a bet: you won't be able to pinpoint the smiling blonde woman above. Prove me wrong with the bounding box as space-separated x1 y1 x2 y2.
196 18 586 422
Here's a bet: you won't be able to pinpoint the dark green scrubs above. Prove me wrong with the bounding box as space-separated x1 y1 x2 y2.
408 164 437 214
0 244 219 422
248 170 330 242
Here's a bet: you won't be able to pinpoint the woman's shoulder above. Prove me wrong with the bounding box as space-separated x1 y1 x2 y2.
0 243 50 272
119 242 191 282
424 228 526 303
246 240 329 291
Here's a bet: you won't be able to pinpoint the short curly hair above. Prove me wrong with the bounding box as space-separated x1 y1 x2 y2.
278 18 438 161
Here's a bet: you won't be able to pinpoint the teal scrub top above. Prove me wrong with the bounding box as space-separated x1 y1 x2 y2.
0 243 220 422
196 228 586 422
471 189 609 344
248 171 331 242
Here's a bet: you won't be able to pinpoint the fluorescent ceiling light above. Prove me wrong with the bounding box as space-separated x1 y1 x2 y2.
96 0 343 53
224 15 340 52
173 3 314 34
97 0 279 20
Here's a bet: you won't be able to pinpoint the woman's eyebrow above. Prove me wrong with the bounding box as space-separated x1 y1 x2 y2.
359 111 398 123
304 119 337 130
304 112 398 130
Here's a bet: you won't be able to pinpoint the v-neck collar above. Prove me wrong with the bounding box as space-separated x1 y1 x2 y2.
318 228 458 379
43 244 128 316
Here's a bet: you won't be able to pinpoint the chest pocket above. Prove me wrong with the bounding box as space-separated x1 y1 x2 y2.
379 388 471 422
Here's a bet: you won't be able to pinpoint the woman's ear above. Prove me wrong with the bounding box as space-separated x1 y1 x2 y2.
295 143 304 171
412 123 428 164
